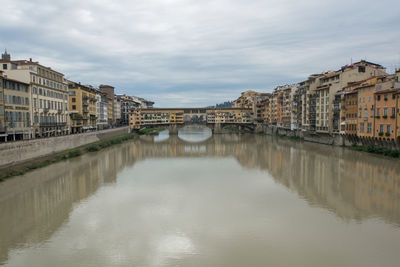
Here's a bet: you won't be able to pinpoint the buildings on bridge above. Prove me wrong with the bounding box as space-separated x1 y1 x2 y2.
129 108 253 130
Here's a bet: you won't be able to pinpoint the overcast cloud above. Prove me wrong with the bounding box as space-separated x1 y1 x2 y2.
1 0 399 107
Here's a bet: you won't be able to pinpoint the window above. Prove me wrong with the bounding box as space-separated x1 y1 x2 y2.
377 108 380 116
2 64 7 70
72 98 76 103
392 107 396 116
387 125 391 134
384 108 388 116
0 92 2 101
0 106 2 115
72 105 76 110
384 94 388 101
393 94 396 100
360 123 364 133
367 123 372 133
377 95 381 101
380 124 384 133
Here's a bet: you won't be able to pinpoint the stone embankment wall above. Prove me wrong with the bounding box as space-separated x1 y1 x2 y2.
260 124 400 150
0 127 130 167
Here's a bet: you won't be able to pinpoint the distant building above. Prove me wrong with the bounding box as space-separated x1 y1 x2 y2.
116 94 141 125
96 92 109 130
99 84 115 126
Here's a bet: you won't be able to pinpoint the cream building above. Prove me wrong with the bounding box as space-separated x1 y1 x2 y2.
311 61 387 133
1 52 69 138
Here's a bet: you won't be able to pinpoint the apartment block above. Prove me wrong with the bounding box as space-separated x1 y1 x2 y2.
1 51 69 138
99 85 116 126
68 81 98 133
0 72 32 141
96 92 110 130
116 95 141 125
311 61 387 134
374 88 398 140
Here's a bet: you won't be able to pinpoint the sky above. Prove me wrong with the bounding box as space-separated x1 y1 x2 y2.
0 0 399 107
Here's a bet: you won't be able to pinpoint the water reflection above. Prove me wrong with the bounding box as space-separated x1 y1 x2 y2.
0 133 399 266
177 125 212 142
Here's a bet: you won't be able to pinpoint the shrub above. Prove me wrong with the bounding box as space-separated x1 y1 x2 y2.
68 150 82 158
86 145 100 152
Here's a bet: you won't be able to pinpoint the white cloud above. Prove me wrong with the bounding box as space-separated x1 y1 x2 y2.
0 0 399 106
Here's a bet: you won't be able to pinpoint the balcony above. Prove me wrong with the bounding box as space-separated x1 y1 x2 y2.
39 122 67 127
70 113 83 120
43 108 49 113
83 109 89 113
83 103 89 106
57 109 63 114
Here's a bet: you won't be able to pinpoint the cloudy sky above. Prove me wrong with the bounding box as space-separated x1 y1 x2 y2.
1 0 399 107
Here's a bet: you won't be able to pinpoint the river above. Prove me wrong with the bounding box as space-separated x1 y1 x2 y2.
0 127 399 267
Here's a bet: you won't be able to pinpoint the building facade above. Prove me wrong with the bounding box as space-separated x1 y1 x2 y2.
0 73 32 141
0 72 4 139
96 92 109 130
99 85 115 126
1 52 69 138
68 81 98 133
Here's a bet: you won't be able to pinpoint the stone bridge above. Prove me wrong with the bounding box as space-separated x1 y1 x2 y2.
130 107 261 134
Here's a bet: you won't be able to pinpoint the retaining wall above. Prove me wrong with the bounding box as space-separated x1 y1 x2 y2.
0 127 130 167
262 125 399 149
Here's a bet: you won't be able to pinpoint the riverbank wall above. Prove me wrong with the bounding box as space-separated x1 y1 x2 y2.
260 124 400 150
0 127 130 167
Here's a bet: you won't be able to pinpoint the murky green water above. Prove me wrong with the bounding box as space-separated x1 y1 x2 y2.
0 127 399 267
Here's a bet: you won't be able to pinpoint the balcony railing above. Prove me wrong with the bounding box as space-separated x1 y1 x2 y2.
39 122 67 127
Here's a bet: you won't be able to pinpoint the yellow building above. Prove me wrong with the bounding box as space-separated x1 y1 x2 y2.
129 108 252 130
68 81 97 133
0 73 32 141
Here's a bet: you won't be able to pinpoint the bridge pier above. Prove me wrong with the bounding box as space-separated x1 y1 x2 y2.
168 125 179 135
213 123 222 134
